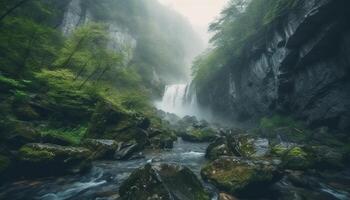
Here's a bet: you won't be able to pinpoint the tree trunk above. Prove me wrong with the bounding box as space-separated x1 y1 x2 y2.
78 66 100 90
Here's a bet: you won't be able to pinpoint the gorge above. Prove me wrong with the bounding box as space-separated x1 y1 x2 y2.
0 0 349 200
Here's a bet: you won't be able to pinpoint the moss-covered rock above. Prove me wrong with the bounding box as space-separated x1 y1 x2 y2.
86 101 149 146
181 127 217 142
306 145 344 170
114 140 141 160
18 143 92 176
0 155 11 175
119 163 210 200
206 137 233 160
206 134 269 160
0 119 41 149
281 147 311 170
201 157 279 197
82 139 119 160
13 103 40 121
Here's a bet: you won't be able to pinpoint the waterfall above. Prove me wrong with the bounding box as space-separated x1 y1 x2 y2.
155 84 200 118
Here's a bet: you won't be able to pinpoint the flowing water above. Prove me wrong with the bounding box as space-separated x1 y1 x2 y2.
155 84 209 120
0 139 212 200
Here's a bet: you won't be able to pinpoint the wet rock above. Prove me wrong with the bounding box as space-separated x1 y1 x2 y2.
206 137 232 160
281 147 311 170
114 141 140 160
201 157 279 197
119 163 211 200
149 135 175 149
206 134 269 160
306 145 344 169
82 139 119 159
18 143 91 176
219 193 238 200
0 120 41 149
181 127 217 143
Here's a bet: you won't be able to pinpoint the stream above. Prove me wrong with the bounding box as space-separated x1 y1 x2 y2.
0 139 213 200
1 137 349 200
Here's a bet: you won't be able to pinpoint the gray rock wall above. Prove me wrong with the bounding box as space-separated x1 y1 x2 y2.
198 0 350 131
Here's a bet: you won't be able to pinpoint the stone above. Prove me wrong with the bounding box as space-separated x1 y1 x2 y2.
82 139 119 159
281 147 311 170
201 157 279 197
114 141 140 160
119 163 210 200
219 193 238 200
181 127 217 143
18 143 92 176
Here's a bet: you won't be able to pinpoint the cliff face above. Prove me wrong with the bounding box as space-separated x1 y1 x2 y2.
197 0 350 131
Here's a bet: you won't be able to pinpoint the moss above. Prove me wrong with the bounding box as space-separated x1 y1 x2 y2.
0 75 24 91
282 147 311 170
201 158 275 196
0 155 11 173
182 127 217 142
271 145 288 156
40 126 87 145
19 146 55 162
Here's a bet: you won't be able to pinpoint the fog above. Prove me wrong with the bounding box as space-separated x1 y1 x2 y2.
159 0 229 45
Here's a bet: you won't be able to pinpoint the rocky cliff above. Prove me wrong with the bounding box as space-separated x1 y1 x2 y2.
197 0 350 131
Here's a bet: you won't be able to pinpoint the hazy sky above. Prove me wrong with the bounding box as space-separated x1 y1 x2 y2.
159 0 229 44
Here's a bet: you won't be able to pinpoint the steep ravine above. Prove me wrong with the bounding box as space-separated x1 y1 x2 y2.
197 0 350 131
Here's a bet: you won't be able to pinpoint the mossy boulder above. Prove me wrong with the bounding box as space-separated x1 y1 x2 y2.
306 145 344 169
119 163 210 200
114 140 142 160
18 143 92 176
181 127 217 142
281 147 311 170
206 134 269 160
82 139 119 159
206 137 233 160
86 101 149 147
0 119 41 149
149 135 176 149
13 103 40 121
0 155 11 175
201 157 279 197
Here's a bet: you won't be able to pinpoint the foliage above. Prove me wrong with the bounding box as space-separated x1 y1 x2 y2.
40 126 87 145
0 0 64 75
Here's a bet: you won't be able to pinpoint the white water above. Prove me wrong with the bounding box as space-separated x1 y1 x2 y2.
155 84 203 118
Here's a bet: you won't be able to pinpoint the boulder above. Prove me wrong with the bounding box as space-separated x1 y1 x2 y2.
0 120 41 149
149 135 175 149
18 143 92 176
201 157 279 197
181 127 217 143
281 147 311 170
306 145 344 169
219 193 238 200
114 141 140 160
119 163 211 200
82 139 119 159
206 134 269 160
206 137 232 160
